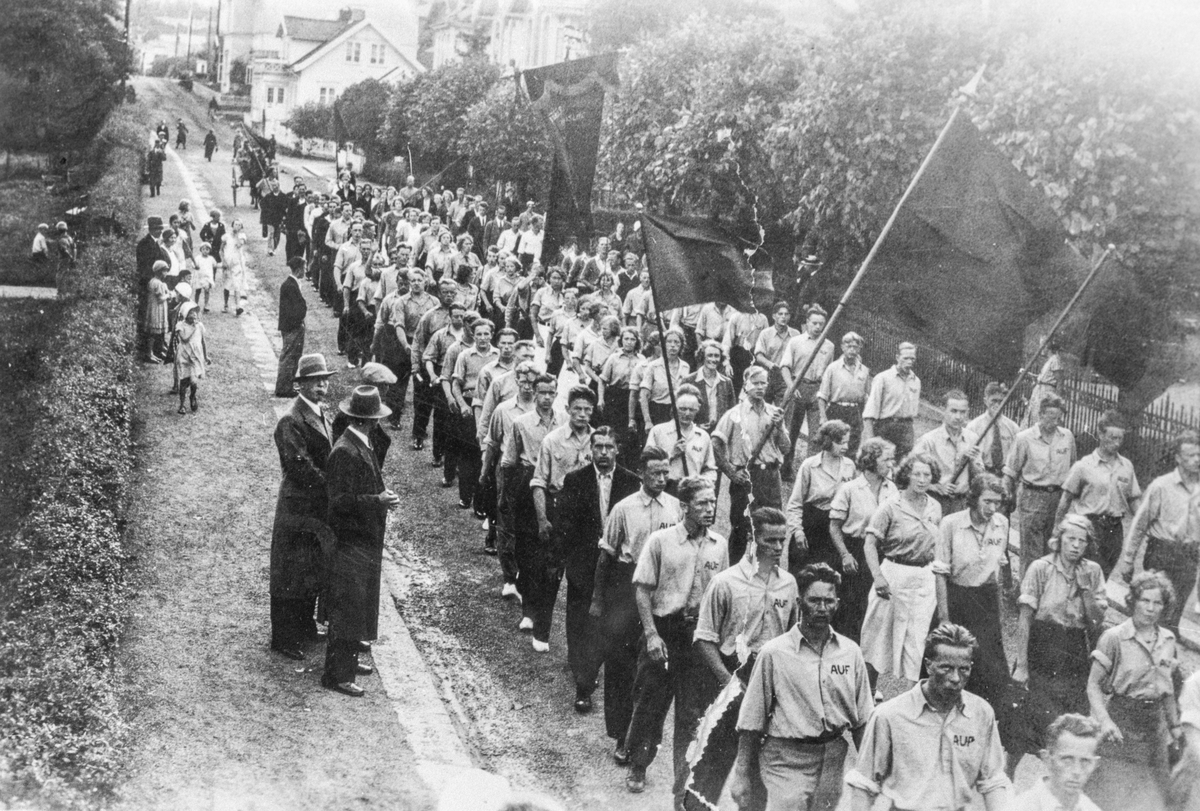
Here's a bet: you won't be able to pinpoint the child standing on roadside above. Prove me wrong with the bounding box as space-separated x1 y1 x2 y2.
193 243 216 312
173 302 211 414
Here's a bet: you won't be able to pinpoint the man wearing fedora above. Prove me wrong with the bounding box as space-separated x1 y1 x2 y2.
137 216 170 360
332 363 397 468
323 386 401 696
270 354 337 661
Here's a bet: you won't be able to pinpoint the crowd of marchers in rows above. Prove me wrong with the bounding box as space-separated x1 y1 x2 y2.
132 140 1200 811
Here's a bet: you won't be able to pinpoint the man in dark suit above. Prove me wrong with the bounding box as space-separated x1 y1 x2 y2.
270 354 337 661
260 177 287 256
136 217 171 360
284 179 309 263
331 363 396 468
555 427 640 713
463 200 487 260
482 207 507 251
323 386 400 697
275 257 308 397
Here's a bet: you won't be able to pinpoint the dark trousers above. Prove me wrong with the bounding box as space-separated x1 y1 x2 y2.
626 614 718 802
729 347 753 398
1144 537 1200 636
783 382 821 475
270 595 317 648
872 417 914 460
456 410 481 507
274 324 306 396
323 632 360 684
832 535 870 643
825 402 864 455
431 385 453 465
348 307 374 366
566 577 596 692
412 374 436 440
337 310 350 354
284 229 304 262
509 467 557 635
595 561 640 741
496 468 519 584
377 334 410 423
728 464 783 565
1087 514 1125 578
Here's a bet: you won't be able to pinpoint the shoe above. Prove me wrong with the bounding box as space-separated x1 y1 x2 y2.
501 583 520 600
235 308 243 316
169 385 179 394
356 663 374 676
177 406 187 415
190 393 198 412
532 638 549 653
268 250 275 256
356 641 371 653
518 617 533 632
412 438 424 450
483 543 497 556
320 676 364 697
271 644 305 661
146 355 162 364
613 742 631 766
202 308 210 313
430 456 443 466
625 766 646 793
574 690 593 714
222 306 228 313
457 499 471 510
874 689 884 705
440 478 454 488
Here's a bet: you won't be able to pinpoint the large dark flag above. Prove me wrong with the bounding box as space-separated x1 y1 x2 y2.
862 113 1100 379
642 213 775 312
522 54 620 262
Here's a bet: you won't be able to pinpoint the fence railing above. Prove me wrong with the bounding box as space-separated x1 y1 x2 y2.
840 308 1198 485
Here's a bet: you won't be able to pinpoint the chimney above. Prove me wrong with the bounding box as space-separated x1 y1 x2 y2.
339 7 366 23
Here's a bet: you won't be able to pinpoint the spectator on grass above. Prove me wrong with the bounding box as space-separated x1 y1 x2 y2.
30 223 49 264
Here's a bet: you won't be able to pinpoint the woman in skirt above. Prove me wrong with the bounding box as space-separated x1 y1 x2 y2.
579 315 620 395
828 437 897 643
784 419 856 576
192 242 216 312
1087 570 1181 811
546 288 583 380
933 472 1019 767
860 451 942 689
598 326 641 467
144 260 171 361
172 302 209 413
1011 515 1108 761
221 219 248 315
639 327 690 427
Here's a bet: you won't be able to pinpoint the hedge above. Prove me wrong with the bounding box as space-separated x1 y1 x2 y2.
0 100 144 809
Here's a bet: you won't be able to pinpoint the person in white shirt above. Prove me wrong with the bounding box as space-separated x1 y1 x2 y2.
1005 713 1102 811
517 215 545 270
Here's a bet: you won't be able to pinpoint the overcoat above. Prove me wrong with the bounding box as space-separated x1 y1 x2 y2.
325 429 389 641
270 398 334 598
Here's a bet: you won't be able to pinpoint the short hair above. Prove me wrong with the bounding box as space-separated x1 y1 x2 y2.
967 473 1006 507
943 388 969 408
287 257 305 273
209 208 222 218
1129 570 1176 614
984 381 1008 399
1173 429 1200 456
513 361 538 377
698 339 725 363
534 373 558 389
1047 514 1094 553
897 341 916 354
1044 714 1102 752
161 227 176 240
803 303 827 320
1039 394 1066 414
743 365 769 383
619 326 641 351
472 319 493 334
677 476 714 505
751 507 787 532
590 425 616 444
856 437 895 473
771 300 790 314
1096 409 1127 435
567 385 597 407
923 622 977 664
675 383 701 403
640 445 670 468
447 301 467 314
514 339 536 355
796 562 842 595
841 331 863 346
815 419 850 451
497 328 519 342
893 452 942 489
663 327 686 347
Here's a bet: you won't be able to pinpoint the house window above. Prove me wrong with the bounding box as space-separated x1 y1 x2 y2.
276 87 284 105
319 87 336 105
266 87 274 103
346 41 360 62
370 44 384 65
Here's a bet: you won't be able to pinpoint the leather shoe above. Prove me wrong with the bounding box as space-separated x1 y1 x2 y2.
271 644 305 661
321 676 364 697
440 478 454 488
613 742 631 766
412 438 424 450
356 663 374 676
356 641 371 653
573 691 593 714
625 766 645 793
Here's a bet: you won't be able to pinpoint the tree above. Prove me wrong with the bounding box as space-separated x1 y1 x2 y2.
339 79 392 161
458 81 552 194
0 0 129 153
396 59 500 168
283 102 333 152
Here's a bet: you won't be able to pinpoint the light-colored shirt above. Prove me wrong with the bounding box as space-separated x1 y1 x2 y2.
1004 426 1077 487
695 303 729 342
532 286 563 323
531 423 592 492
476 370 520 444
1005 777 1101 811
474 358 514 405
780 333 835 382
845 683 1011 811
818 356 870 404
398 291 436 337
933 510 1009 587
1091 618 1178 701
914 425 981 493
1018 555 1108 629
1127 468 1200 547
622 285 649 323
599 350 639 388
862 366 922 421
483 397 533 453
725 311 768 352
753 325 799 366
438 338 471 384
639 358 691 405
501 407 566 469
786 453 857 542
966 412 1019 473
1179 670 1200 730
737 627 873 738
1061 450 1140 518
599 488 682 564
643 422 717 485
865 495 942 565
694 558 798 655
713 399 790 467
632 522 729 617
451 346 499 397
830 475 899 539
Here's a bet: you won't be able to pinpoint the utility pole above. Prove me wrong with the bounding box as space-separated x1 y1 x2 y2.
175 23 181 57
186 5 194 65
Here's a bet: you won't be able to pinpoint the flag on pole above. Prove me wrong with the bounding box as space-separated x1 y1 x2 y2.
641 213 775 312
862 114 1096 378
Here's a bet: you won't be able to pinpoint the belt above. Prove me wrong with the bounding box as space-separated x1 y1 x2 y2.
885 555 933 568
829 401 862 408
876 416 913 423
770 730 846 746
1021 482 1061 493
1088 513 1125 522
1110 694 1163 710
799 379 820 385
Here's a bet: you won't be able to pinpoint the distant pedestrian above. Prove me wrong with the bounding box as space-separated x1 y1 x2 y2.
172 302 209 414
203 129 217 161
221 219 248 316
861 341 921 460
147 140 166 197
275 257 308 397
30 223 49 264
175 119 188 149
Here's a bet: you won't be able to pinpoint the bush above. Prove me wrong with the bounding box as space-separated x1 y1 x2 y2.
0 101 142 809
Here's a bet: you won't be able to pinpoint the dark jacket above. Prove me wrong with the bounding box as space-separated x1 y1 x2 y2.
271 398 334 598
199 221 226 262
136 233 163 289
331 411 391 469
325 429 389 640
555 464 640 590
683 369 736 432
286 194 307 234
278 275 307 334
260 190 287 227
482 218 505 250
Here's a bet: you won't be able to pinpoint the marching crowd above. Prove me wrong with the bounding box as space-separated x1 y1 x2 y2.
133 145 1200 811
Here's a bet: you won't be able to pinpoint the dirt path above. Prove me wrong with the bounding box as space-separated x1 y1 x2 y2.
114 79 430 811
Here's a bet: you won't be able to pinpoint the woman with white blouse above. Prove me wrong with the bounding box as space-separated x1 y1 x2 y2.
784 419 857 577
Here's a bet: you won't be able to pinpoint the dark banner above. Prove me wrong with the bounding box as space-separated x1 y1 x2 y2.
642 213 775 312
522 53 620 263
863 114 1095 379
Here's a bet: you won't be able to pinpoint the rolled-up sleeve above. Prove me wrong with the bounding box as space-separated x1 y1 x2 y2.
735 650 774 734
844 712 889 796
693 578 729 646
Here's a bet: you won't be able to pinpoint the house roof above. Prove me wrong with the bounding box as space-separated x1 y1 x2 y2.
288 18 425 75
279 15 353 42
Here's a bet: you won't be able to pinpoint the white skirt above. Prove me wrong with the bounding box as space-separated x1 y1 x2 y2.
860 558 936 683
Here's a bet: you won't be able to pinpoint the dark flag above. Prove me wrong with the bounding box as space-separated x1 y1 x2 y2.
862 113 1094 379
522 54 620 262
641 213 775 312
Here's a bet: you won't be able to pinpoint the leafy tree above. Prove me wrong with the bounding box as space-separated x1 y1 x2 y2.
393 59 500 168
458 81 552 194
283 102 333 152
0 0 129 153
339 78 391 159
